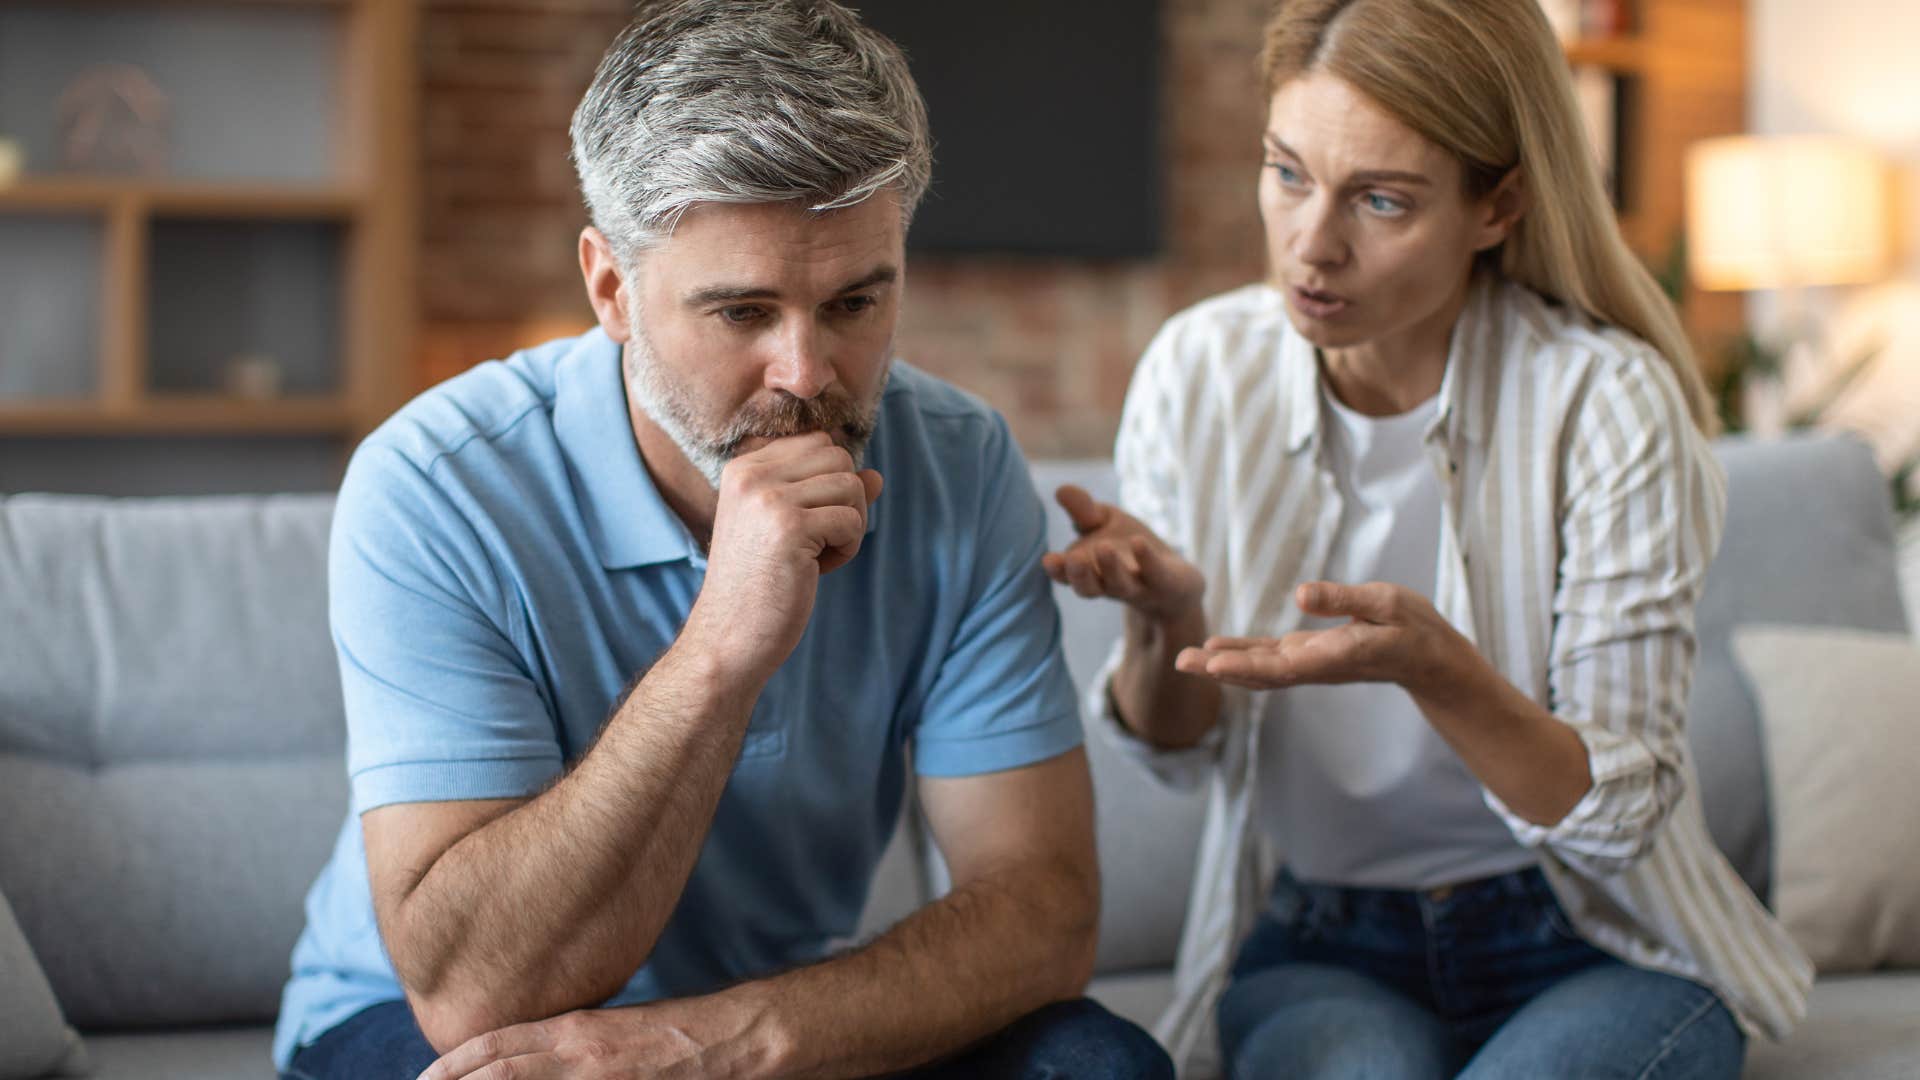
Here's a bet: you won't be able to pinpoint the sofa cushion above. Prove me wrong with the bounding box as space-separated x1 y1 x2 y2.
1687 435 1910 903
0 495 348 1027
79 1027 273 1080
1745 973 1920 1079
0 888 87 1079
1734 626 1920 972
1087 969 1177 1036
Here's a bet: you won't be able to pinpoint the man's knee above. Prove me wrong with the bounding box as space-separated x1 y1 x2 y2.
1009 998 1174 1079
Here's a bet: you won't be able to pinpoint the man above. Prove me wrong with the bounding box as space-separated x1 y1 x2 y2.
273 2 1172 1077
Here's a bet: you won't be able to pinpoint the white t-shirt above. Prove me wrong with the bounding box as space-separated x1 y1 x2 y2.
1258 380 1533 889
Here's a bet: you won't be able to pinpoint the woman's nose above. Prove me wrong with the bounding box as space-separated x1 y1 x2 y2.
1290 199 1347 269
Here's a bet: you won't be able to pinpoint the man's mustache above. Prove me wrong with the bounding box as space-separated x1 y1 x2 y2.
717 391 876 457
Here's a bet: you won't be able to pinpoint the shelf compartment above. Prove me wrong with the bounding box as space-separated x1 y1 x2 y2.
0 3 342 183
0 213 105 401
146 217 345 398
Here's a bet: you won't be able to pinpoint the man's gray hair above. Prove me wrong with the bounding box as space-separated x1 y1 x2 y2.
570 0 933 261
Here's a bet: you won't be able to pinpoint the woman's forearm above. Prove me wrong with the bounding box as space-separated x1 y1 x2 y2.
1111 603 1224 749
1408 633 1592 826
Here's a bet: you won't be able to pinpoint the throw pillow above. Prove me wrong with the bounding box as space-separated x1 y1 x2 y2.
0 888 88 1079
1732 624 1920 972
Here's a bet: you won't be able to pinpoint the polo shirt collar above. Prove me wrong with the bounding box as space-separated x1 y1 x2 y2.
553 328 698 570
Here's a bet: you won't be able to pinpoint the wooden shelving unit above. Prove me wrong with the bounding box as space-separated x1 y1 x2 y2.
0 0 415 449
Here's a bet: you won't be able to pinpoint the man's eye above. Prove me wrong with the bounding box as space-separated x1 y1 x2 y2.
838 296 875 315
720 306 764 325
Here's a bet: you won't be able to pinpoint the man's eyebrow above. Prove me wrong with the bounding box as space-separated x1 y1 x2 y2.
684 283 776 307
682 265 900 309
1263 135 1433 187
835 266 898 295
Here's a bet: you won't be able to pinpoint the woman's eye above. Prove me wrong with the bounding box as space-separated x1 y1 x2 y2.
1364 193 1407 216
1269 163 1304 186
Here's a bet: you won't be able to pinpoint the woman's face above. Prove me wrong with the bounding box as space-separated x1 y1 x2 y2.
1259 71 1517 353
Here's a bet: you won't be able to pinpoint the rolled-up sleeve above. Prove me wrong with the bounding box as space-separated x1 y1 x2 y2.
1484 352 1727 875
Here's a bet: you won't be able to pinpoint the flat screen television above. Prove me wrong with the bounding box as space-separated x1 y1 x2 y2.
857 0 1162 258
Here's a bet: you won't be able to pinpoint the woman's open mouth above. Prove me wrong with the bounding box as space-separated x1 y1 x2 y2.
1290 285 1350 319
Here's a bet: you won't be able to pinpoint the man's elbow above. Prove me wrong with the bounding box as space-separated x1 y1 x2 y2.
408 991 499 1057
1045 869 1102 1000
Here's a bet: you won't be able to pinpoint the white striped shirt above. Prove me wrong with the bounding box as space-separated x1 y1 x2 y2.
1094 274 1812 1077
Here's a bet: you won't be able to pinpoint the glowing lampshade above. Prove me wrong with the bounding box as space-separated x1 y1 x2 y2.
1686 135 1891 291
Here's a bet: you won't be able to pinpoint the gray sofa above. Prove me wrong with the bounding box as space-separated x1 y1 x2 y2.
1 433 1915 1079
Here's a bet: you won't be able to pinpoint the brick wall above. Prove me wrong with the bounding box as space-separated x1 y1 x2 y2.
419 0 1275 457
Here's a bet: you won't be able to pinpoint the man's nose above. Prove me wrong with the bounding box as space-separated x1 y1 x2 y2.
763 320 835 399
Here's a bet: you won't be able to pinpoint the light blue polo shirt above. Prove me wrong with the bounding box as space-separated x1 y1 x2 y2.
272 329 1083 1067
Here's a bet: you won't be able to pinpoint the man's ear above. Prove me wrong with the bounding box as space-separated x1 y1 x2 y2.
579 226 634 343
1473 168 1529 254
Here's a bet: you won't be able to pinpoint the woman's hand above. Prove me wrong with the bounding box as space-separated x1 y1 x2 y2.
1040 485 1205 622
1179 580 1593 826
1174 581 1469 695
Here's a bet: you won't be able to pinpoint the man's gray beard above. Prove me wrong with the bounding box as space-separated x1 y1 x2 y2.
622 331 888 490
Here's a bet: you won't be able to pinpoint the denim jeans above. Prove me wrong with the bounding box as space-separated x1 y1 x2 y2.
1219 865 1745 1079
284 995 1172 1080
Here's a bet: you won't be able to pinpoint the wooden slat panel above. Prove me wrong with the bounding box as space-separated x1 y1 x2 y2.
0 397 356 436
0 179 358 219
100 193 147 407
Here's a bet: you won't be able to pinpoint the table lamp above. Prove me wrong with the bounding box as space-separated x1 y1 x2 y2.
1685 135 1893 427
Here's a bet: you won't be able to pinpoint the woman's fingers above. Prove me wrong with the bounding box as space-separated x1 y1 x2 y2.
1175 644 1294 687
1297 580 1404 623
1040 550 1070 583
1054 484 1110 534
1093 542 1143 599
1061 549 1106 598
1178 629 1374 688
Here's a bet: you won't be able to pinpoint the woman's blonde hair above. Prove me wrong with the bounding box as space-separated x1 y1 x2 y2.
1263 0 1719 433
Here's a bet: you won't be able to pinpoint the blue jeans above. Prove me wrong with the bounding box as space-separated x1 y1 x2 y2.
1220 866 1745 1079
284 996 1171 1080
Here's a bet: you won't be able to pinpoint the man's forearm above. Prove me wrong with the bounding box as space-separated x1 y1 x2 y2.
386 638 761 1048
705 858 1099 1079
1113 603 1221 749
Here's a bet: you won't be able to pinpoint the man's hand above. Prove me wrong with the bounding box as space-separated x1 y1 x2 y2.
1040 485 1204 622
416 995 780 1080
683 432 883 683
1174 581 1468 693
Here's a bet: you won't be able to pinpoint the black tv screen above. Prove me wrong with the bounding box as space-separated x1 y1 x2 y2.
857 0 1162 258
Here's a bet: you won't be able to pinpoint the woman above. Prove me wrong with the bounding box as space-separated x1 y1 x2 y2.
1042 0 1811 1076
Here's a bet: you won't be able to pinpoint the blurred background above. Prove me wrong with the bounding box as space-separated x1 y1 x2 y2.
0 0 1915 524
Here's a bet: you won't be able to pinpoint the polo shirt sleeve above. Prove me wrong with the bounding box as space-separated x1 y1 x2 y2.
330 444 564 815
910 415 1085 778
